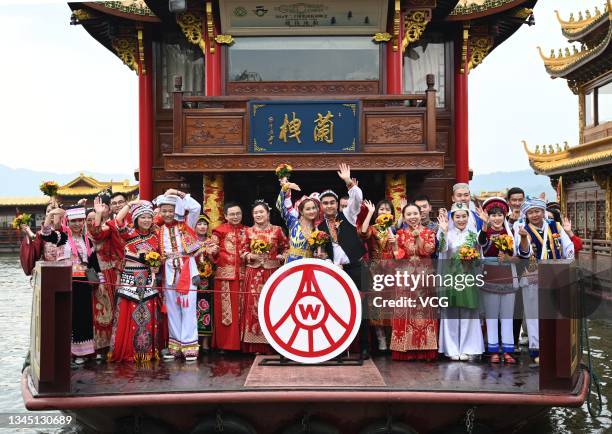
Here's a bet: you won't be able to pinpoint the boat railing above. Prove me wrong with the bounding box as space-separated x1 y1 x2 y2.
25 259 589 396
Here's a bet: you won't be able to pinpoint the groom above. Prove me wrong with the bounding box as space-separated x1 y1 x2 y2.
317 163 369 358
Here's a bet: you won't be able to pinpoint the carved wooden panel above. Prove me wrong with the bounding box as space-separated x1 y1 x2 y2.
165 152 444 172
227 81 379 96
365 115 424 144
185 116 243 147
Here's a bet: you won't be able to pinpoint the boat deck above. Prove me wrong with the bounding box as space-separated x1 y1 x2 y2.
58 351 541 397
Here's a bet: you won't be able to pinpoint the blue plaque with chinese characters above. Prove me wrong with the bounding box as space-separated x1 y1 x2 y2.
249 100 359 153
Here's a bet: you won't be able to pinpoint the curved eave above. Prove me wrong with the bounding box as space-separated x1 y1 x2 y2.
541 23 612 79
82 1 160 23
69 4 117 58
446 0 531 21
560 12 610 43
525 137 612 176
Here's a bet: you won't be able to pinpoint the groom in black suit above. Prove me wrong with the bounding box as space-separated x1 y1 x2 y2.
317 164 369 358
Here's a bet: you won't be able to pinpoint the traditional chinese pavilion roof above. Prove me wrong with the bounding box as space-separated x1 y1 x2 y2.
538 1 612 86
448 0 531 19
0 197 50 207
475 190 508 200
80 1 158 21
57 173 139 197
555 0 611 43
524 137 612 175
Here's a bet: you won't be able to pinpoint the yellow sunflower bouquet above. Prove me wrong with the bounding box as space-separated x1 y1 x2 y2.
144 251 161 268
12 213 32 229
275 163 293 180
250 238 271 254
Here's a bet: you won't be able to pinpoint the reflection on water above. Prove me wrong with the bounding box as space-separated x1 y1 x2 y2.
0 254 609 433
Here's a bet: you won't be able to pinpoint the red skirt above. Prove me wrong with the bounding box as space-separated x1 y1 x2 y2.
212 279 242 351
109 296 162 362
93 268 118 350
391 350 438 361
240 267 274 353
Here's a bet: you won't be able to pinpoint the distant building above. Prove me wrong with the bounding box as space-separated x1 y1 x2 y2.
524 2 611 286
0 174 138 252
475 190 508 202
525 1 611 242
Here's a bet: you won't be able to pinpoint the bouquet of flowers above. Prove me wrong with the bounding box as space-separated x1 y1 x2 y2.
250 238 271 254
144 251 161 268
457 246 480 261
374 214 394 232
493 234 514 255
198 259 214 278
40 181 59 197
307 230 330 251
275 163 293 180
12 213 32 229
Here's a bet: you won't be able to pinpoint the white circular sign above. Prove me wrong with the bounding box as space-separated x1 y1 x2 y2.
258 258 362 364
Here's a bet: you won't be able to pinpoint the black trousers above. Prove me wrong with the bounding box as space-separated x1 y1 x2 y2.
343 262 369 352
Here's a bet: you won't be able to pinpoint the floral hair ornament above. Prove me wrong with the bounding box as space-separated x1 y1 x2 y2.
252 199 271 212
294 192 321 211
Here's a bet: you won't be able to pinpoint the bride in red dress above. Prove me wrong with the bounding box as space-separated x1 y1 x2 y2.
240 200 289 354
390 203 438 361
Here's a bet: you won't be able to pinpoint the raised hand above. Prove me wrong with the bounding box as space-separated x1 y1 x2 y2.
93 197 106 214
337 163 351 183
476 205 489 224
437 213 448 232
518 225 529 239
562 216 572 232
399 197 407 211
364 199 375 214
77 198 87 206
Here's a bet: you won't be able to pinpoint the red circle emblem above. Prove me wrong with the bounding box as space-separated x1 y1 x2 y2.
259 259 362 364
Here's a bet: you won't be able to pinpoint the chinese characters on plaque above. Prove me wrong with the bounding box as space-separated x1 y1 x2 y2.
249 101 359 153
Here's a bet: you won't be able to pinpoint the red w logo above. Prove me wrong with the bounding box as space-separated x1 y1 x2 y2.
298 303 321 320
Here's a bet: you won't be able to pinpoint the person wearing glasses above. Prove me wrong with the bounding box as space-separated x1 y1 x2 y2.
210 202 248 352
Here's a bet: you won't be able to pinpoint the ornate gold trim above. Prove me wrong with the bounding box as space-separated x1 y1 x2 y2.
111 37 138 74
342 103 357 116
514 8 533 20
460 23 470 74
253 139 267 152
176 12 206 55
393 0 401 52
373 32 392 43
468 36 493 71
101 1 156 17
137 28 146 75
578 89 586 144
342 139 356 151
555 1 609 35
215 34 234 45
206 1 216 54
401 9 431 52
523 137 612 173
71 9 93 22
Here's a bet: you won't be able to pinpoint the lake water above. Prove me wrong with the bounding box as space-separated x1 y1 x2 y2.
1 254 609 433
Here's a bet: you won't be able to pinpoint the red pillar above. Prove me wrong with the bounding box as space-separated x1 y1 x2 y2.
454 32 469 183
138 30 154 200
386 13 403 95
205 20 222 96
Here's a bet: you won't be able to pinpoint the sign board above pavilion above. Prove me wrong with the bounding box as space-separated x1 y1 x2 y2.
219 0 388 35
